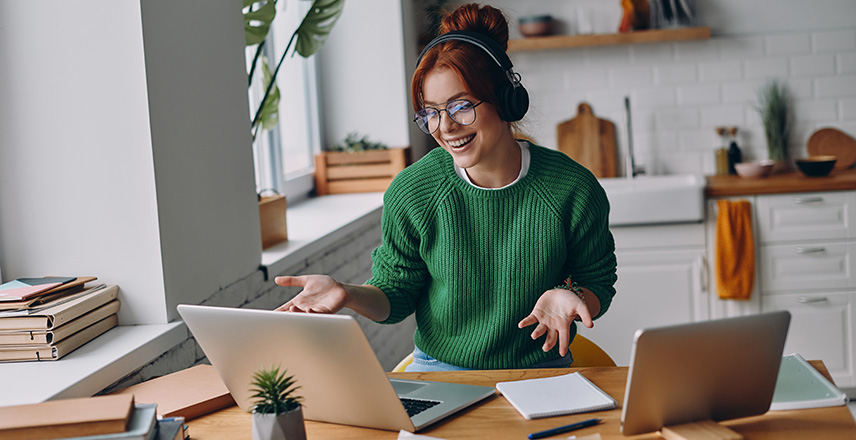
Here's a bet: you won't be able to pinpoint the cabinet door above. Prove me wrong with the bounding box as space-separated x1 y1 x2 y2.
579 248 707 366
762 292 855 387
760 241 856 293
755 192 856 243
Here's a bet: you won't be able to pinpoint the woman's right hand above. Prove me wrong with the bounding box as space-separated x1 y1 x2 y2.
274 275 349 314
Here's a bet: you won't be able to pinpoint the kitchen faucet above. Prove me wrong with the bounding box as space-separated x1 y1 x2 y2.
624 96 645 178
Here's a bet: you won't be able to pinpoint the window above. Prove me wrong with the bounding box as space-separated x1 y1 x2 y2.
247 0 321 202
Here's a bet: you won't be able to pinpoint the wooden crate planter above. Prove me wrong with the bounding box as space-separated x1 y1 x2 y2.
314 148 408 196
259 195 288 249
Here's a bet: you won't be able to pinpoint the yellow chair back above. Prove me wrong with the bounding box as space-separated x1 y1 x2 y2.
391 335 615 372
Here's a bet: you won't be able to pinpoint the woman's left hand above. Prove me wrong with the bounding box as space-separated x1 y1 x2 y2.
518 289 594 356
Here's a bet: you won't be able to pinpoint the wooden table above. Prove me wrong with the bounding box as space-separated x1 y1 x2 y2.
188 362 855 439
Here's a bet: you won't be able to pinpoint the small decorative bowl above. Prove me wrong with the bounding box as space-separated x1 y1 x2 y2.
734 160 775 179
519 15 553 37
796 155 837 177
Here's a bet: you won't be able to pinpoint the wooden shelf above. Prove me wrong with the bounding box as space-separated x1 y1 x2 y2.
508 26 711 52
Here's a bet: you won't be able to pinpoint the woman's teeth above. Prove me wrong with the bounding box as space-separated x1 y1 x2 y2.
448 135 474 148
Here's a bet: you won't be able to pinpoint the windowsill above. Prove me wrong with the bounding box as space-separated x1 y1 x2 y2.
261 191 385 278
0 322 187 407
0 192 385 407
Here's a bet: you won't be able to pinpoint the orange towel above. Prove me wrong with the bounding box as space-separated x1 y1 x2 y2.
715 199 755 300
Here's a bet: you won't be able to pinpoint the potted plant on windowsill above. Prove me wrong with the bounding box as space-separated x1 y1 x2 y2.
250 365 305 440
244 0 344 248
314 132 409 196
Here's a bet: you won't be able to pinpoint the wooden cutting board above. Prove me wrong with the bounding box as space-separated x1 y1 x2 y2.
807 128 856 170
557 102 617 178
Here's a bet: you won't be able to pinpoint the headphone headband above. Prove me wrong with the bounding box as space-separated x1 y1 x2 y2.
416 30 513 72
415 30 528 122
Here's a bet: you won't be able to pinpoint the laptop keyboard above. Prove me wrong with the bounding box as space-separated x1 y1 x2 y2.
400 397 442 417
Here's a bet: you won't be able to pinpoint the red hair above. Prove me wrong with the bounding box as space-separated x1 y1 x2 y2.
411 4 510 113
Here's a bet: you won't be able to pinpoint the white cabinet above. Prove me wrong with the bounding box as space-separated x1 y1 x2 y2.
708 191 856 387
580 223 707 366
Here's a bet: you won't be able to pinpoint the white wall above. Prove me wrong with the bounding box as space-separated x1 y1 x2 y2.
317 0 413 151
450 0 856 175
0 0 261 324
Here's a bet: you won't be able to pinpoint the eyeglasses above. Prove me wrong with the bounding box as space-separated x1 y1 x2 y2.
413 99 484 135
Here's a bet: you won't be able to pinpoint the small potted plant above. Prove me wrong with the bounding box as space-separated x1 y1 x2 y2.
756 79 791 171
249 365 306 440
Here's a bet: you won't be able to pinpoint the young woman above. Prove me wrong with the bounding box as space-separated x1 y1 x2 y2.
275 3 617 371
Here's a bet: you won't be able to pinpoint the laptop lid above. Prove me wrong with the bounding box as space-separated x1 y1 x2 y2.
177 304 494 432
620 311 791 436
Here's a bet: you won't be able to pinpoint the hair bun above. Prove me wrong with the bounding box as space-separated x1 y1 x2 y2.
440 3 509 51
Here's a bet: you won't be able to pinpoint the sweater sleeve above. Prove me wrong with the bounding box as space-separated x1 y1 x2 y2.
564 171 618 320
365 179 432 325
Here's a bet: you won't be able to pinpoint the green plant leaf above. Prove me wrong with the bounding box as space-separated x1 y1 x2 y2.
294 0 345 57
255 56 281 134
244 0 278 46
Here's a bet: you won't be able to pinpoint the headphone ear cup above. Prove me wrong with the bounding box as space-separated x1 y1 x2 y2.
497 82 529 122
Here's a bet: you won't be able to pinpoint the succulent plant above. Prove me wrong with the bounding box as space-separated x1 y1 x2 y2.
249 365 303 415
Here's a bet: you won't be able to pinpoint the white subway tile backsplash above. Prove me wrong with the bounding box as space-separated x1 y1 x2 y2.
633 87 677 108
675 40 718 62
630 43 674 65
656 108 700 130
791 54 836 77
794 100 838 121
585 46 631 68
723 80 766 104
840 53 856 74
785 78 814 100
766 33 811 56
609 65 655 88
701 105 746 127
816 75 856 97
655 63 698 85
719 36 765 59
677 84 721 105
586 89 632 112
563 65 609 90
812 30 856 52
699 60 742 83
841 99 856 120
744 57 789 79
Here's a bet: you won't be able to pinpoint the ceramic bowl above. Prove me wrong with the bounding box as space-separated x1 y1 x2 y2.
734 160 775 179
796 155 837 177
519 15 553 37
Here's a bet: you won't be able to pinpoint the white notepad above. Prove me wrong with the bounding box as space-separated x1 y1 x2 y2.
495 372 617 419
769 353 848 411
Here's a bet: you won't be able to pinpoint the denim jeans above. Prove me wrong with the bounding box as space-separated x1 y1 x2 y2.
405 346 574 372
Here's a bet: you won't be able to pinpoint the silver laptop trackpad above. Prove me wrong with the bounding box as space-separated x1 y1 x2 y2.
391 379 429 396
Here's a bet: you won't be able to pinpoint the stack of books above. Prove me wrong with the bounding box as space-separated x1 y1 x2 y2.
0 394 188 440
0 277 119 362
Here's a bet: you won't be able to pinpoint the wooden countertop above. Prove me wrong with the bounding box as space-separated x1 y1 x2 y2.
706 168 856 197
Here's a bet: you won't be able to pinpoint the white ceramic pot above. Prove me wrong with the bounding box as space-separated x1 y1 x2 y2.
252 407 307 440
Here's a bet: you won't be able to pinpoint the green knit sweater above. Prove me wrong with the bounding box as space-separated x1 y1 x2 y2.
367 143 617 369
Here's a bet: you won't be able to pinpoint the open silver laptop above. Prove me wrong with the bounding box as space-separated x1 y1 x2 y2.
177 304 495 432
621 311 791 436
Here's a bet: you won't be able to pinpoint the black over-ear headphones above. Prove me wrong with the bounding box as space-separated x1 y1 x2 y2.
416 30 529 122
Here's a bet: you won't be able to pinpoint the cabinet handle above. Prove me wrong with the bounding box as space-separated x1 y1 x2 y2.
798 296 828 304
794 246 825 254
698 255 708 293
792 196 823 204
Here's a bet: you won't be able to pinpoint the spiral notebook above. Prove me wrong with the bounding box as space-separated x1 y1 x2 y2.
496 372 617 419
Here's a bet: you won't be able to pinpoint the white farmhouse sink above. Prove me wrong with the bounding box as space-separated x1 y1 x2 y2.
598 175 705 226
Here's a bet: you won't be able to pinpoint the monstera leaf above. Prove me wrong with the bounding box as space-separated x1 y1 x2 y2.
294 0 345 57
257 56 281 132
243 0 277 46
247 0 344 137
